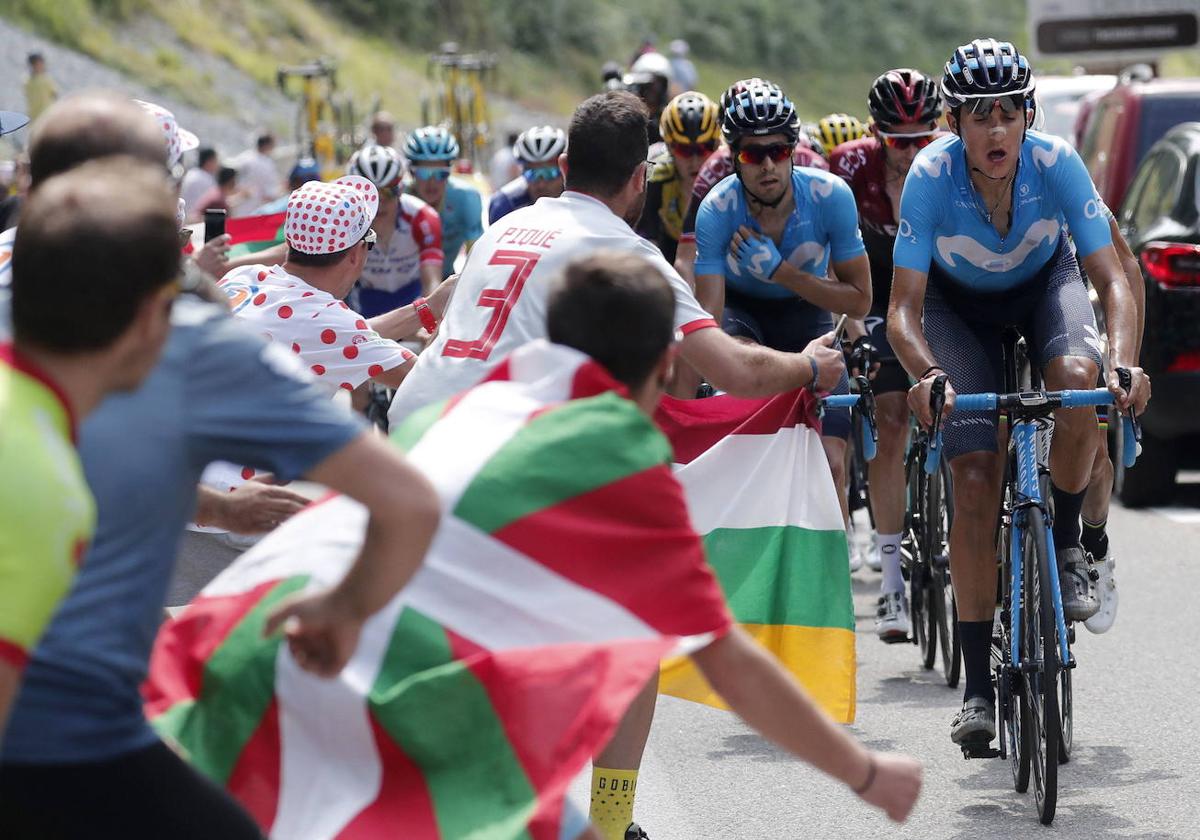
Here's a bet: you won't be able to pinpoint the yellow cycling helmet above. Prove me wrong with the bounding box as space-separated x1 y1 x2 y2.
812 113 867 156
660 91 721 147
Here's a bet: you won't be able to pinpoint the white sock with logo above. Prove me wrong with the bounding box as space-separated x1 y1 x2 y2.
879 533 904 595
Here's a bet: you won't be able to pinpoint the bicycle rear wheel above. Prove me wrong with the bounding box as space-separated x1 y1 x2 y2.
1023 508 1060 825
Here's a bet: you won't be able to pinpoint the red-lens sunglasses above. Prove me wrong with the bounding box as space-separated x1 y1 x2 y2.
736 143 794 166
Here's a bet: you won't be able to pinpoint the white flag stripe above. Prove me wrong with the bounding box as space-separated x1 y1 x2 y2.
679 427 844 534
272 593 410 839
401 516 660 650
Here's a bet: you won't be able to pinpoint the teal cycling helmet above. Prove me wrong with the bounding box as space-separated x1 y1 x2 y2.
403 126 460 163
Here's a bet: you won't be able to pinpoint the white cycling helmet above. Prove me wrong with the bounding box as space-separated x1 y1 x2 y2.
513 126 566 164
629 51 673 83
347 144 406 188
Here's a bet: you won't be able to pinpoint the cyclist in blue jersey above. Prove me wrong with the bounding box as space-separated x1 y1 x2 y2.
694 78 872 520
887 39 1151 749
404 127 483 278
488 126 567 224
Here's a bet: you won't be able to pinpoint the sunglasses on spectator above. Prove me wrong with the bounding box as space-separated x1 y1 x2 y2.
877 130 939 151
524 165 562 182
361 228 377 251
413 166 452 181
736 143 794 166
963 93 1026 116
670 141 718 159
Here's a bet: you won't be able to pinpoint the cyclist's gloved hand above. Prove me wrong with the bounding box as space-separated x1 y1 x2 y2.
850 336 877 378
734 234 783 282
906 370 955 430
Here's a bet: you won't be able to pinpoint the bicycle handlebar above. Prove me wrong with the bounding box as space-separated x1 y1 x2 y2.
918 387 1139 474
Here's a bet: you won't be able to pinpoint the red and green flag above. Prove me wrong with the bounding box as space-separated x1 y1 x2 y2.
226 211 286 257
144 340 732 839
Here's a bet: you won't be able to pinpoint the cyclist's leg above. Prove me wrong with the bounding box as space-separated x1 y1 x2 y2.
1029 241 1105 619
864 314 910 598
924 279 1005 718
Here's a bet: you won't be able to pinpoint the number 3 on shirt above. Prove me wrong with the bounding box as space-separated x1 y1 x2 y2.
442 249 541 361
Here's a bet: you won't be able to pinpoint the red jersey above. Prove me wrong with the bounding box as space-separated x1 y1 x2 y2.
829 136 897 315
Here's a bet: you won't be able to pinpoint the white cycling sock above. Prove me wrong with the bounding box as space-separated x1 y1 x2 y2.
879 533 904 595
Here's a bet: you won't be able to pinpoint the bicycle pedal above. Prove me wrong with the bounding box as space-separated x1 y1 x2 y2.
961 743 1001 760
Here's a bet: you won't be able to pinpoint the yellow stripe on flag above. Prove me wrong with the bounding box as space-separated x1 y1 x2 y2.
659 624 856 723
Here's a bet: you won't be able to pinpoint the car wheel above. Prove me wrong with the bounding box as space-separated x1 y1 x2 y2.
1116 429 1177 508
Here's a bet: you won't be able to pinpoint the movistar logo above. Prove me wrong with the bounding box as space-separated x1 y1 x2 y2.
911 150 953 179
708 186 740 213
1031 137 1073 171
788 241 826 271
810 178 835 201
935 219 1060 271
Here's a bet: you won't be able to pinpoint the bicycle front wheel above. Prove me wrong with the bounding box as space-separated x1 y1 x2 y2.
1023 507 1060 825
928 456 959 686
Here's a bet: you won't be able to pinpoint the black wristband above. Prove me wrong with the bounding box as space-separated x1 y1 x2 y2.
806 354 820 388
920 365 946 380
852 753 877 795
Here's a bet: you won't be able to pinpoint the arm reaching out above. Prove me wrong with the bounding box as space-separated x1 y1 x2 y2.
263 432 440 676
692 627 923 822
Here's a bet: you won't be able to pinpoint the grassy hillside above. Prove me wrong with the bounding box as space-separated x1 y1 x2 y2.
2 0 1197 130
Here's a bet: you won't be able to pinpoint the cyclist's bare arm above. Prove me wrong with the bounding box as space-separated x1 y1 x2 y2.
887 266 955 425
1082 243 1148 411
420 263 442 296
674 237 698 290
680 327 844 396
692 627 922 822
694 271 725 322
1108 217 1145 357
766 251 872 319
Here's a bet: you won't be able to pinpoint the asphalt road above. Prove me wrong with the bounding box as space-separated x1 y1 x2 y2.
567 488 1200 839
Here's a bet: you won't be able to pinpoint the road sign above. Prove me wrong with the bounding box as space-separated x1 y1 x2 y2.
1029 0 1200 61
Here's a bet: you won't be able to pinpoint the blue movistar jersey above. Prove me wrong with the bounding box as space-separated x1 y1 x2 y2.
893 130 1112 292
694 167 865 300
487 177 534 225
429 177 484 278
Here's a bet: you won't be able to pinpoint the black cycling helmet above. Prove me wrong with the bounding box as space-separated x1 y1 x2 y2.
720 79 800 146
941 39 1034 112
868 69 944 129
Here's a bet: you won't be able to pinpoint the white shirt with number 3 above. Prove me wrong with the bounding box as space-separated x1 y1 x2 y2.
387 191 717 425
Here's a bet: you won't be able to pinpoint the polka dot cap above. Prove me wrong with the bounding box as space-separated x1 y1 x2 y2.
285 175 380 256
133 100 199 169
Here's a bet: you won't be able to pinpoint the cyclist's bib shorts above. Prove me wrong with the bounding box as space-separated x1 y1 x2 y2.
923 234 1102 460
722 289 852 440
862 311 910 396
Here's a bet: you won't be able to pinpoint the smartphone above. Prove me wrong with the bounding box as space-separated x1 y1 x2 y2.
204 208 227 243
831 313 849 346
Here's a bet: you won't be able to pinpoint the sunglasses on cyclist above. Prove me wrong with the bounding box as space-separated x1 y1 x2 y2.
413 166 452 181
877 130 939 151
524 165 562 182
736 143 794 166
361 228 377 251
670 141 718 159
963 93 1026 117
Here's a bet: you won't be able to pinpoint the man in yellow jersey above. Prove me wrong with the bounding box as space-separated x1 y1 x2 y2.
0 158 181 740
